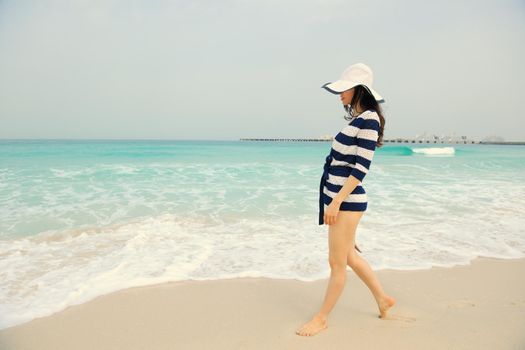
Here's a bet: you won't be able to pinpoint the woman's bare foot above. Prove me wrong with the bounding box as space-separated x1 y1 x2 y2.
295 314 328 336
377 295 396 319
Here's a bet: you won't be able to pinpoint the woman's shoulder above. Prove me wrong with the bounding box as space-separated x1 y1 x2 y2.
361 110 379 122
347 110 379 128
355 110 380 131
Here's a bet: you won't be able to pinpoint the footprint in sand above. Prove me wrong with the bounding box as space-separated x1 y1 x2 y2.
384 314 417 323
447 299 476 308
505 300 525 307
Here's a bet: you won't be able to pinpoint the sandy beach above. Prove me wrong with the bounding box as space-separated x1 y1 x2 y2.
0 256 524 349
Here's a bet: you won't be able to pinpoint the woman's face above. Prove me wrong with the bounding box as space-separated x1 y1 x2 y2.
340 88 354 106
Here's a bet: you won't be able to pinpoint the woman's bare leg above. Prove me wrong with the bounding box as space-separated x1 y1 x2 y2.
347 233 396 318
296 211 363 336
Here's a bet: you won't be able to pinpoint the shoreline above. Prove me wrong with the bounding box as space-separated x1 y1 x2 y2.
1 256 524 349
1 252 522 331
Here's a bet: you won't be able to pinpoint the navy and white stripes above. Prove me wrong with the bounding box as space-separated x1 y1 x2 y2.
320 110 380 217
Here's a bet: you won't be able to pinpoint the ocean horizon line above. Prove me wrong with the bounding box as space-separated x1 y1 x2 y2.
0 138 237 141
2 138 525 144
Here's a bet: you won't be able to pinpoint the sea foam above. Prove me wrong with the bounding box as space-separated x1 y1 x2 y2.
411 146 455 155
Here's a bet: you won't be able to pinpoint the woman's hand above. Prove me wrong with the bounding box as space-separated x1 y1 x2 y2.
324 200 342 225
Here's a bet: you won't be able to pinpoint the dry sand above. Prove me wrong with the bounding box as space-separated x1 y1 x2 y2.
1 256 524 350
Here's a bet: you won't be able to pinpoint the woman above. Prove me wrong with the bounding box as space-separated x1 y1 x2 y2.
296 63 396 337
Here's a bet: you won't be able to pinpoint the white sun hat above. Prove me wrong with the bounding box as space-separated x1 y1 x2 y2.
321 62 385 103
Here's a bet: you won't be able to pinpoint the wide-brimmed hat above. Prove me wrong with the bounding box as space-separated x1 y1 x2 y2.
321 63 384 103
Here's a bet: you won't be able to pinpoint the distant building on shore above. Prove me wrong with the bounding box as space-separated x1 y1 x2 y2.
318 134 333 141
481 135 505 143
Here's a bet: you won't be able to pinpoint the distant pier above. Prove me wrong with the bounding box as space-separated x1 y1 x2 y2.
239 138 525 145
384 139 479 144
239 138 331 142
239 138 478 144
478 141 525 145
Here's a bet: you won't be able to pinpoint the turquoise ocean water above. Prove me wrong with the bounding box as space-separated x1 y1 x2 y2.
1 139 524 329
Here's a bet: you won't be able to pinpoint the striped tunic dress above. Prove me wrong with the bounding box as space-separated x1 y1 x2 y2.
319 110 380 224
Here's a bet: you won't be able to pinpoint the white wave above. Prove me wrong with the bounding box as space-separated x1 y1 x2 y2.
0 213 334 330
1 200 525 331
411 147 455 155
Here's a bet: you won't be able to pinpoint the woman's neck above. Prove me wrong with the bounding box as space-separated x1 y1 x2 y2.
355 103 366 114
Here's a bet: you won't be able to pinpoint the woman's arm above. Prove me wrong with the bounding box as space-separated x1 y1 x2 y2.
332 117 380 204
323 172 363 225
332 175 361 205
323 115 380 225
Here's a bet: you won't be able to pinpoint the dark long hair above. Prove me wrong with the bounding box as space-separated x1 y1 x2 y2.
343 85 386 147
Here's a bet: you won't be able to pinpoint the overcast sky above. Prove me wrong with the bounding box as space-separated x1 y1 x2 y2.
1 0 524 141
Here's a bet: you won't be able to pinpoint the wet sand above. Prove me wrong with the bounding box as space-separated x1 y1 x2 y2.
1 256 524 350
